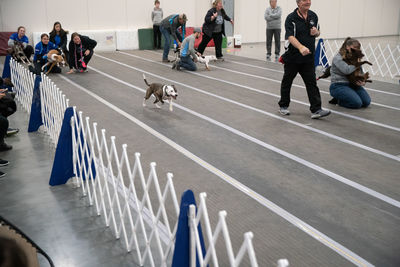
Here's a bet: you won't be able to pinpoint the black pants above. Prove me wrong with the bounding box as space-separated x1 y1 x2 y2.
71 50 93 70
33 60 61 75
197 32 223 58
266 29 281 56
279 61 322 113
0 115 9 145
153 25 162 49
24 45 34 60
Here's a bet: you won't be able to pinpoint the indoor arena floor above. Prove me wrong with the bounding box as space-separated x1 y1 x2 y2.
1 47 399 266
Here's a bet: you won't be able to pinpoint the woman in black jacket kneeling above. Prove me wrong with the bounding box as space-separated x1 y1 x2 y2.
67 32 97 74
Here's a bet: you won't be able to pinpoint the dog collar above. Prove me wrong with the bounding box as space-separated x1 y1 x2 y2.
162 85 169 97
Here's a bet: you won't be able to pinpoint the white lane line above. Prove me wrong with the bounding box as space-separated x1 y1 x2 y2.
59 73 374 267
148 50 400 111
223 58 400 97
94 53 400 163
124 51 400 132
83 57 400 209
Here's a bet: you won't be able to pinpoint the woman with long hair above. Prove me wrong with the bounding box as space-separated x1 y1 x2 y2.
49 22 69 60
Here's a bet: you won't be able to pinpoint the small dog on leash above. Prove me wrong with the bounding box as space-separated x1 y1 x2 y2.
142 74 178 111
196 55 217 70
7 42 31 64
41 49 68 74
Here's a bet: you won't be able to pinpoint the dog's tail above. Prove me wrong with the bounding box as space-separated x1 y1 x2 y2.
143 74 150 86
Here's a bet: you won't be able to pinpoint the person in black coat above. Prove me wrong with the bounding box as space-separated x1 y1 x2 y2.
197 0 234 59
67 32 97 73
49 21 69 61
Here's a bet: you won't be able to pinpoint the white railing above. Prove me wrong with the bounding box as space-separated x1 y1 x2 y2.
40 73 69 146
189 193 259 267
10 59 36 113
321 39 400 79
10 59 264 267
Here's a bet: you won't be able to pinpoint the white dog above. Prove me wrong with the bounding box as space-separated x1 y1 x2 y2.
196 55 217 70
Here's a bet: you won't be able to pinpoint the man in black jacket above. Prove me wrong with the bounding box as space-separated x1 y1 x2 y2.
197 0 234 60
67 33 97 73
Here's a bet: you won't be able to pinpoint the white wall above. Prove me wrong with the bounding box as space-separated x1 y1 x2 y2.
234 0 400 43
0 0 399 44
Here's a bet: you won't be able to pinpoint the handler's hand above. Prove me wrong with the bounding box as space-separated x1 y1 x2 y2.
299 45 311 56
66 69 75 74
84 50 90 56
356 80 366 86
310 26 319 36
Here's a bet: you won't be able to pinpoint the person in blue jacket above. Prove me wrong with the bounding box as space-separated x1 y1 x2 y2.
31 33 61 75
49 22 69 61
8 26 34 61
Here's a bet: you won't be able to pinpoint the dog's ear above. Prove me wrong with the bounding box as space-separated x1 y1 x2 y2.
171 85 177 92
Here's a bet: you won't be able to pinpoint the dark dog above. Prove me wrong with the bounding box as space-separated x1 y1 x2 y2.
7 41 31 64
142 74 178 111
317 48 373 85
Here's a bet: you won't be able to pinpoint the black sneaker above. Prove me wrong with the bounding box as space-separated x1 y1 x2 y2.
6 128 19 136
0 159 9 166
0 171 5 178
0 143 12 152
328 98 338 105
162 59 170 63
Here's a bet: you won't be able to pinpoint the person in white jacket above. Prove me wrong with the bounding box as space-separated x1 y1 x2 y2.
264 0 282 61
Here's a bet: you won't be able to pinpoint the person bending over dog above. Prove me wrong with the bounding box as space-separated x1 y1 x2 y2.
67 33 97 74
172 28 202 71
329 37 371 109
30 33 61 75
7 26 34 62
49 21 69 62
160 14 187 62
197 0 234 60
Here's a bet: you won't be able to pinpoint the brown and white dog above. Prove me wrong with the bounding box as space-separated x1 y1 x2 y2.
142 74 178 111
196 55 217 70
41 49 68 74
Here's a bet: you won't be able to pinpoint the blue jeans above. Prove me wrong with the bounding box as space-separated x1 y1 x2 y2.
179 55 197 71
330 82 371 109
160 25 182 60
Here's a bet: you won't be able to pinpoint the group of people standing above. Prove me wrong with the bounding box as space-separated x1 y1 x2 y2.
153 0 233 71
265 0 370 118
8 23 97 75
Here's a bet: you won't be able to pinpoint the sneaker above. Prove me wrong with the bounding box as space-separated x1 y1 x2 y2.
266 55 271 61
279 107 290 115
0 171 5 178
328 98 338 105
311 109 331 119
217 56 224 61
0 159 9 166
6 128 19 136
162 59 170 63
0 143 12 152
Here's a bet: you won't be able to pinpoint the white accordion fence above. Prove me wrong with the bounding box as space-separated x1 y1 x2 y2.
320 39 400 79
9 58 265 267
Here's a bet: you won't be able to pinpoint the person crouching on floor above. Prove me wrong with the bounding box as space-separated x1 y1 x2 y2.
31 33 61 75
172 27 202 71
67 32 97 74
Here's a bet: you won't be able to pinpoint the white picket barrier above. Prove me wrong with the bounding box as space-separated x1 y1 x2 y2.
321 39 400 79
10 59 36 113
189 193 259 267
39 73 69 146
9 59 265 267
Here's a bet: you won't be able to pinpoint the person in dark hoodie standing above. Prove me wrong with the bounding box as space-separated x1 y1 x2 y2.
151 0 163 49
67 32 97 73
31 33 60 75
49 21 69 61
197 0 234 60
160 13 187 62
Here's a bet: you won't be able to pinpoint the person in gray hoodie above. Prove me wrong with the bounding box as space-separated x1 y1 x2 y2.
172 28 202 71
151 0 163 49
329 37 371 109
264 0 282 61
